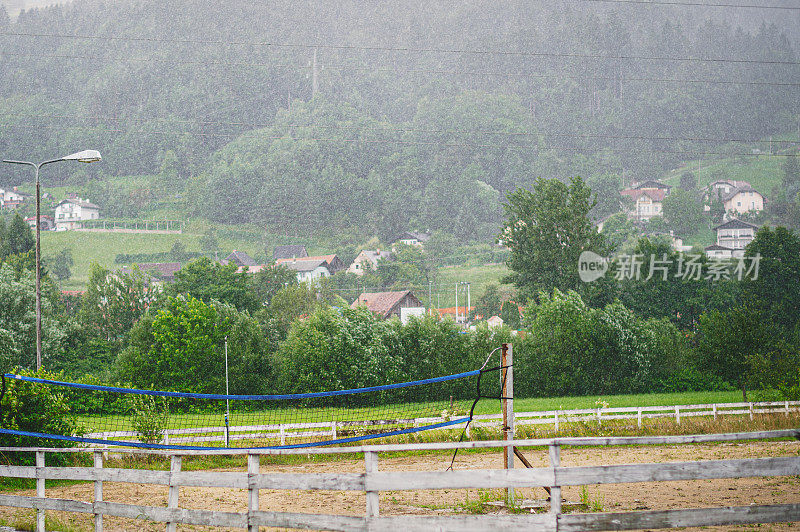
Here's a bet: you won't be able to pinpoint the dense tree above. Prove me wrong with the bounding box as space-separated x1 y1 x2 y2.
679 171 697 191
501 177 606 302
588 173 622 219
168 257 259 312
662 189 705 236
2 214 35 258
741 226 800 331
250 265 297 307
45 248 74 282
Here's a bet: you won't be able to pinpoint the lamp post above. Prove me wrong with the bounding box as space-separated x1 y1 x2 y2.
2 150 102 371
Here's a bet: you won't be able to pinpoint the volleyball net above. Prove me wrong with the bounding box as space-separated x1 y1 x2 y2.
0 364 506 449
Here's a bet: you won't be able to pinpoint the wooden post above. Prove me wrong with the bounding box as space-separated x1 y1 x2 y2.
637 408 642 428
247 453 260 532
94 451 103 532
549 443 561 515
36 450 45 532
713 403 718 421
166 455 182 532
554 411 559 433
502 343 514 504
365 451 379 518
749 403 754 420
786 401 790 417
676 406 681 425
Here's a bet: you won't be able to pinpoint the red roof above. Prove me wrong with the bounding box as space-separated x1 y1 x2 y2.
620 188 668 202
351 290 421 318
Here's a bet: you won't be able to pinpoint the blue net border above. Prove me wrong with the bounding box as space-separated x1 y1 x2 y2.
3 371 479 400
0 417 470 450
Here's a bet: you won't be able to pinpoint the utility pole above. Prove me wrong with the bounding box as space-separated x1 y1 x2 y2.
466 282 471 322
311 48 319 97
454 282 459 323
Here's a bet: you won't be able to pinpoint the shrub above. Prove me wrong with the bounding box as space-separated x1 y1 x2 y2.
129 395 170 445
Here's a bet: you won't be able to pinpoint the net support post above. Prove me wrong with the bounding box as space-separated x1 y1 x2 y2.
549 443 561 515
247 453 260 532
365 451 380 519
502 342 514 505
167 454 182 532
93 451 103 532
36 450 45 532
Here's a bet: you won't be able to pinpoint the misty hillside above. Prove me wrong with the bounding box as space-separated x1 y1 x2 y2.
0 0 798 240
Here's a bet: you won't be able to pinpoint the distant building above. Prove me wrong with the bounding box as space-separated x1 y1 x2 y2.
25 215 55 231
487 315 504 329
392 231 431 249
713 219 758 258
273 245 308 261
347 249 393 276
137 262 182 283
53 197 100 230
276 257 331 283
620 181 670 221
705 180 765 216
224 250 258 268
0 187 29 209
351 290 423 320
704 244 733 259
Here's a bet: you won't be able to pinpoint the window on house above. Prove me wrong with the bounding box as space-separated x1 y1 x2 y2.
737 201 741 207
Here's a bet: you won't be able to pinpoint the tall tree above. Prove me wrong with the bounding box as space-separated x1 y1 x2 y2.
168 257 259 312
3 214 35 257
662 188 705 235
501 176 606 302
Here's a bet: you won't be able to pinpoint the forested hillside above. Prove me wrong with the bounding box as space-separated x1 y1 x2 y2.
1 0 798 240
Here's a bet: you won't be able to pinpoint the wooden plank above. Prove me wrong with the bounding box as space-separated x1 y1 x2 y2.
0 465 35 478
94 501 247 528
365 451 379 517
0 494 93 513
549 444 561 515
94 451 103 532
250 510 366 531
35 450 44 532
166 455 181 532
370 514 556 531
366 467 554 491
254 472 365 491
34 467 172 484
558 503 800 531
247 453 259 532
557 456 800 486
171 471 247 489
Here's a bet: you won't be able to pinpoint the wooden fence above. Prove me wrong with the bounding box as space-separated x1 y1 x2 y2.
2 429 799 531
83 400 800 446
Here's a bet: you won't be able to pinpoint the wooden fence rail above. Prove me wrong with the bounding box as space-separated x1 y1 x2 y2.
1 429 799 531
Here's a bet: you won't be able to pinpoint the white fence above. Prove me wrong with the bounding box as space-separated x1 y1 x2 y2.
83 400 800 446
1 429 799 531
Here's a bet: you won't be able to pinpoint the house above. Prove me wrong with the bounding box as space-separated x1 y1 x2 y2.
0 187 29 209
346 249 393 276
276 257 331 283
436 306 475 324
392 231 431 249
53 197 100 230
713 219 758 258
487 315 504 329
224 250 257 268
722 186 765 215
137 262 182 283
25 215 55 231
704 244 733 259
351 290 423 320
620 181 670 221
273 245 308 261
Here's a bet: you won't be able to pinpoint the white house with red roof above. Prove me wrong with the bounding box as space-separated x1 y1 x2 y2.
620 180 671 221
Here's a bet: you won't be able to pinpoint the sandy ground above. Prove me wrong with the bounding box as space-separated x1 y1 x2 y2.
2 440 799 531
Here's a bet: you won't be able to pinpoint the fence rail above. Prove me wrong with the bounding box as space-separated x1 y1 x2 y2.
2 429 799 531
82 400 800 446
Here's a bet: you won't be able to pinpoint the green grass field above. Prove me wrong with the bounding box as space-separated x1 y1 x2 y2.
436 263 511 309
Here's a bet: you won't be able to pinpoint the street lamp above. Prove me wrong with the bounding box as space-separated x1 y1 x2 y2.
2 150 102 371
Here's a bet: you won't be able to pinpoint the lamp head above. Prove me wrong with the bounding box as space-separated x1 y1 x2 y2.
62 150 102 163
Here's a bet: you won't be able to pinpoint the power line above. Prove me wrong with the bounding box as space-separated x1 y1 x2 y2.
4 51 798 88
3 111 798 147
3 120 798 157
2 31 799 66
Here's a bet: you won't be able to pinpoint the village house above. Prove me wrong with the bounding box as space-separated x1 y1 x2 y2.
707 219 759 258
136 262 182 283
53 197 100 230
25 215 55 231
0 187 29 209
351 290 423 321
224 250 258 268
620 180 670 222
705 180 765 216
346 249 393 276
392 231 430 250
276 256 332 283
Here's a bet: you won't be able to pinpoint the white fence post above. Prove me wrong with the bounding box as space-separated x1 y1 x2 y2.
502 343 515 504
549 443 561 515
247 453 260 532
675 406 681 425
713 404 718 421
365 451 379 518
331 421 337 440
166 455 182 532
786 401 790 417
94 451 103 532
749 403 754 420
554 411 559 433
36 450 45 532
637 408 642 428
